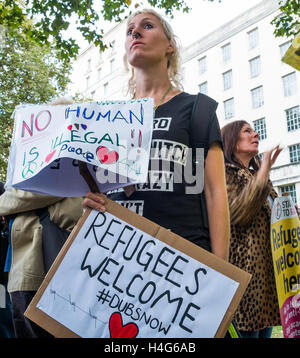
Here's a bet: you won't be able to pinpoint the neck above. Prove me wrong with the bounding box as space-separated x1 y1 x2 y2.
235 153 252 168
135 71 171 95
133 65 176 105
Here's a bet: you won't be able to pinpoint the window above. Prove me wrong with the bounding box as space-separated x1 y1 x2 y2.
280 40 292 58
258 153 263 161
282 72 297 96
251 86 264 108
97 67 102 81
253 118 267 140
199 82 208 95
224 98 234 120
181 67 186 80
198 57 207 74
86 76 90 89
222 43 231 62
104 82 108 95
289 144 300 163
110 40 116 52
249 56 261 78
110 58 115 73
87 58 91 72
280 184 297 205
248 28 259 49
98 51 103 64
286 106 300 132
223 70 232 90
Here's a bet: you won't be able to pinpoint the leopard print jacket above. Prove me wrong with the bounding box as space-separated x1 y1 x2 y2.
225 163 281 331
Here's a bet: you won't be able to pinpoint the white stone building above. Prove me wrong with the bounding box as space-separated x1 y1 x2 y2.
69 0 300 204
70 22 130 101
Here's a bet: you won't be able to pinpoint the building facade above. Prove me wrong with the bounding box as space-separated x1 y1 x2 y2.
69 0 300 204
70 22 130 101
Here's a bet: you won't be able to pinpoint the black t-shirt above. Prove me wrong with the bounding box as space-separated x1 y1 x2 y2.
108 92 222 251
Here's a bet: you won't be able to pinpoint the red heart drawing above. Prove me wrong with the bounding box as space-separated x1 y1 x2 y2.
45 150 56 163
67 125 72 130
109 312 138 338
96 146 119 164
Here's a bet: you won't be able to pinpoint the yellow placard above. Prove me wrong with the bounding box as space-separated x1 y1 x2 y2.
271 217 300 307
282 32 300 71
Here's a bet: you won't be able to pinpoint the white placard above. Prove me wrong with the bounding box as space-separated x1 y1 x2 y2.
36 209 239 338
7 99 154 196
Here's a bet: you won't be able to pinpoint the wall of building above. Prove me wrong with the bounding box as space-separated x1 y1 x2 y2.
70 23 130 101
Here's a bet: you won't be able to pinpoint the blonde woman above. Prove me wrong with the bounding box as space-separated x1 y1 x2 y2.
84 9 230 261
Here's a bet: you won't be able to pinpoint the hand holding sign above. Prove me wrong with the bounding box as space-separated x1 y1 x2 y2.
83 192 106 213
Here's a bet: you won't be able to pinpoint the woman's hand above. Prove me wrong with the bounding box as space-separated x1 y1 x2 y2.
257 145 283 185
83 192 106 212
261 145 283 171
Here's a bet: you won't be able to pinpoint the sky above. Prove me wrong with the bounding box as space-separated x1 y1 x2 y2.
75 0 266 52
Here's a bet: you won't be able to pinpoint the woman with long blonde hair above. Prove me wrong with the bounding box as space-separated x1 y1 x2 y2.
84 9 230 261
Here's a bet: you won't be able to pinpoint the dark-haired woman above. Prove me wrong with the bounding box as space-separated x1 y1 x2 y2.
221 120 282 338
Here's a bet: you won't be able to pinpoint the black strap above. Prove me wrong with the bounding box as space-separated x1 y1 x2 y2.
35 207 49 222
190 92 218 154
36 208 70 273
189 93 219 230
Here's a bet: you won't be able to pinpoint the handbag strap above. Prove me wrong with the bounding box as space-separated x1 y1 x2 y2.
35 207 49 222
190 92 218 156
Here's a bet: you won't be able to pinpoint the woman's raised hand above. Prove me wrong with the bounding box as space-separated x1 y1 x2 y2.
261 145 283 171
257 145 283 185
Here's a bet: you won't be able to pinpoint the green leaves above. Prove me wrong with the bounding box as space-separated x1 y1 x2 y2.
0 0 191 63
145 0 190 16
272 0 300 38
0 29 71 181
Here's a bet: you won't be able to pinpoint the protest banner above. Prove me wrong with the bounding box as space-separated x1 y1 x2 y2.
270 195 300 338
25 197 251 338
282 31 300 71
6 99 154 196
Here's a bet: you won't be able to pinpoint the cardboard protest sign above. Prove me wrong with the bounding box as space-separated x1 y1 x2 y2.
6 99 154 196
25 197 251 338
270 195 300 338
282 31 300 71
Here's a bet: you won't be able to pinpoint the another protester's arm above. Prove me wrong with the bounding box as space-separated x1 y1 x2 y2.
204 142 230 261
227 146 282 226
0 188 63 216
